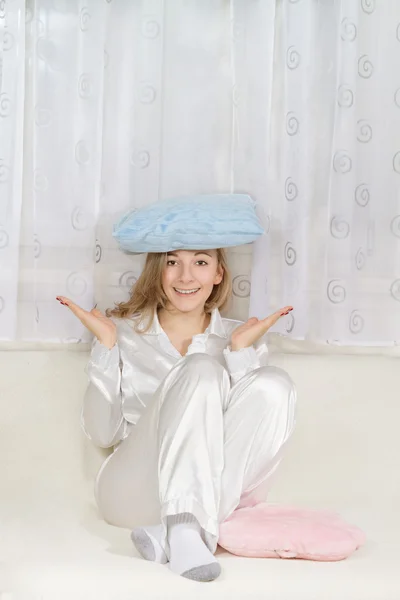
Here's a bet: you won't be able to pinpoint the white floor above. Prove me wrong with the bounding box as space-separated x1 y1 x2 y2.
1 346 399 599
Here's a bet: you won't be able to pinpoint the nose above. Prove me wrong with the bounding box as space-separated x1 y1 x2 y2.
177 263 195 284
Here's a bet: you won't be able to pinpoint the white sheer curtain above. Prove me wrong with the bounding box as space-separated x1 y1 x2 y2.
1 0 400 346
1 0 243 343
0 0 26 340
240 0 400 345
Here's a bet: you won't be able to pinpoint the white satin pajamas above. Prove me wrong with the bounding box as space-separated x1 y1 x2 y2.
81 309 296 554
93 354 296 553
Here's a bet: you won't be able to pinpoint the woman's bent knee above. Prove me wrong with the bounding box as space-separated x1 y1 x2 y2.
254 366 295 396
248 366 296 424
184 352 222 367
160 352 230 410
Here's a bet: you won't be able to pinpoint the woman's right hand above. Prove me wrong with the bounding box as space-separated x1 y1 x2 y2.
56 296 117 349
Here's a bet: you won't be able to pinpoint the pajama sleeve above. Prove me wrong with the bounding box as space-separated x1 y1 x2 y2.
80 337 131 449
223 333 269 386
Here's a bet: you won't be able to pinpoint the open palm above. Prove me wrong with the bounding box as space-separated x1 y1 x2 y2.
56 296 117 349
231 306 293 350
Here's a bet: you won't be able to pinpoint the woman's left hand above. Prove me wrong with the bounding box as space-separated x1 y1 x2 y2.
230 306 293 351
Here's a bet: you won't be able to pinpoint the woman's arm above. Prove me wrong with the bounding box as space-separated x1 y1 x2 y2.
54 296 130 447
80 338 131 448
223 307 292 385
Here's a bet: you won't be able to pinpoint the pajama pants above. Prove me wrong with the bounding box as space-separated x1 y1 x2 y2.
94 354 296 554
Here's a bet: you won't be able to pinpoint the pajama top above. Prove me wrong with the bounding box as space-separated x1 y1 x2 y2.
81 307 269 448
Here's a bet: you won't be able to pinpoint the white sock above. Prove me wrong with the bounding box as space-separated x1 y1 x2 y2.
131 524 168 564
167 513 221 582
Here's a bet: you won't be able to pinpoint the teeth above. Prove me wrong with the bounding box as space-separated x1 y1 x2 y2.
174 288 199 294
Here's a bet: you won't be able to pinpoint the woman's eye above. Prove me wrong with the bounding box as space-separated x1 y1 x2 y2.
166 260 208 266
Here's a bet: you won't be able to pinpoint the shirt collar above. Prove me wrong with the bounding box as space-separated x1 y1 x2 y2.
139 307 227 338
206 307 227 338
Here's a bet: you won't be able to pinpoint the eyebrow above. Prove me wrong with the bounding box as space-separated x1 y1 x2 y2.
167 251 213 258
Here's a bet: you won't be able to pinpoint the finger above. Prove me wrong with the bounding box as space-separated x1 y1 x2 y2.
262 308 291 328
267 307 293 320
56 296 88 320
262 310 284 322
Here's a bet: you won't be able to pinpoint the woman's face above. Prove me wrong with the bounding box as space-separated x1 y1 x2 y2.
161 249 223 313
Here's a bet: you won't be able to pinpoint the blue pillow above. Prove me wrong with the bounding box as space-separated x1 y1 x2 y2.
112 194 265 253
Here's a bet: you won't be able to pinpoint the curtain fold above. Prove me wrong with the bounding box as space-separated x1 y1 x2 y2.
0 0 26 340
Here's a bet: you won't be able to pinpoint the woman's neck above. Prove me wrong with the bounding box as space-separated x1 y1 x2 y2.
157 307 211 337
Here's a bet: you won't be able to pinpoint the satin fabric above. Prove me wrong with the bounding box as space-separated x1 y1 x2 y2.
81 307 268 447
81 308 296 554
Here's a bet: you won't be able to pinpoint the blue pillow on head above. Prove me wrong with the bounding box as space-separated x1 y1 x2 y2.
112 194 265 253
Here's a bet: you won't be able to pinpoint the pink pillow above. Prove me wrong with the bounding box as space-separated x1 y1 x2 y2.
218 503 366 561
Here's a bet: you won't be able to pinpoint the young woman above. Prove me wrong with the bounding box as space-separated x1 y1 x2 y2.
56 247 296 582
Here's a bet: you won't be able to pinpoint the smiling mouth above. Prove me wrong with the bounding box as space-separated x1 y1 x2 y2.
173 288 201 296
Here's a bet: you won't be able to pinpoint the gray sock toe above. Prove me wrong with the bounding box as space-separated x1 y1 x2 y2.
182 562 221 582
131 529 156 561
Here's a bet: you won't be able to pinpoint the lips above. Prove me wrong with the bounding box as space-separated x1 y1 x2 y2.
173 288 200 296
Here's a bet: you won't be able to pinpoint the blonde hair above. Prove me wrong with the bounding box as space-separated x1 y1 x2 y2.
106 248 232 333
